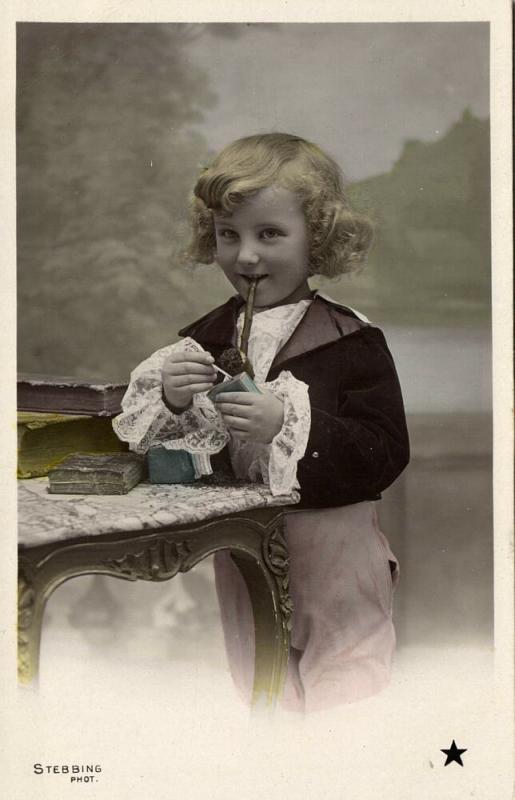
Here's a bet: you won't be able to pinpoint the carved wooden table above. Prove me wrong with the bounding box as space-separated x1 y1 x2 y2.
18 478 299 707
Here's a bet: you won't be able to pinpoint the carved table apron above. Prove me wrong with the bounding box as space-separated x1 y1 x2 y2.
18 480 296 707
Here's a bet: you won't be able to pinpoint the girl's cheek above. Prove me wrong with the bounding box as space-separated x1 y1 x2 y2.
214 244 230 262
216 255 231 271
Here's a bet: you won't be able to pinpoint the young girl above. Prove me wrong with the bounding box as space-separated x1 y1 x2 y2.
113 133 410 713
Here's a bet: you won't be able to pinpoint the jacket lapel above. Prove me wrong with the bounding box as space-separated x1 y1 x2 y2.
271 296 346 369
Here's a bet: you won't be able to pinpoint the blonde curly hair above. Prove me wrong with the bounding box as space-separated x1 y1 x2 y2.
187 133 373 277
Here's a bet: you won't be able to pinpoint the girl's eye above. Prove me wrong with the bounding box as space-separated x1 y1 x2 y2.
261 228 282 240
217 229 238 241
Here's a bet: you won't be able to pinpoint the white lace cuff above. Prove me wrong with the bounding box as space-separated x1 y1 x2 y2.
112 338 230 465
156 390 229 459
263 371 311 496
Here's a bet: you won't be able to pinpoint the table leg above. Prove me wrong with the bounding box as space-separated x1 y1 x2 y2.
231 552 290 708
18 566 44 685
230 513 292 708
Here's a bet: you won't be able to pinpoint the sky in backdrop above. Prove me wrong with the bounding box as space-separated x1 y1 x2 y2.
185 22 489 181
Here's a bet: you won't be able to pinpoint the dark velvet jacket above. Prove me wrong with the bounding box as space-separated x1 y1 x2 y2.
178 293 410 509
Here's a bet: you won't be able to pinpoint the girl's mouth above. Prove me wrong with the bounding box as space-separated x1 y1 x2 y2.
240 274 268 283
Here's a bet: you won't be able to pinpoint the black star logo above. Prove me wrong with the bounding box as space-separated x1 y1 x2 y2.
441 740 467 766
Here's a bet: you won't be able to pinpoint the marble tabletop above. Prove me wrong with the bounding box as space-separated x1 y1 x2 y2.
18 478 299 547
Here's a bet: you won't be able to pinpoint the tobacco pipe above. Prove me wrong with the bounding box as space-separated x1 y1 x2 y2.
218 277 259 379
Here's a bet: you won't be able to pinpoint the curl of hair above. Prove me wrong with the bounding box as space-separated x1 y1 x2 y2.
186 133 374 277
304 197 374 277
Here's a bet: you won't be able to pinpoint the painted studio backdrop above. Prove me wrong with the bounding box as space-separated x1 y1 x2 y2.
17 23 491 692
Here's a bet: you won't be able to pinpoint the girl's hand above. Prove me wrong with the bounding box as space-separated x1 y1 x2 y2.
215 390 284 443
161 350 217 412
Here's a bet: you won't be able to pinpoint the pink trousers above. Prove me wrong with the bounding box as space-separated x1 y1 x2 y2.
214 502 399 713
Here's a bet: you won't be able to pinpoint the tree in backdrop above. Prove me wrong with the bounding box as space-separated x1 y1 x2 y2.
335 109 491 326
17 23 221 379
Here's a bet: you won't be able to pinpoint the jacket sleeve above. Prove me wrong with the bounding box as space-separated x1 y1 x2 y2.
295 329 410 508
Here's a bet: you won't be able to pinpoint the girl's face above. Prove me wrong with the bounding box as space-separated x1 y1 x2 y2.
213 186 311 309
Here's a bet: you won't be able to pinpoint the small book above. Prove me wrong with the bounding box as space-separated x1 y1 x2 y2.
18 411 128 479
17 374 128 417
207 372 261 403
48 453 146 495
147 447 197 484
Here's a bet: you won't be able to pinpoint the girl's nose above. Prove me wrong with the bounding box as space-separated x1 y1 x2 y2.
236 240 260 266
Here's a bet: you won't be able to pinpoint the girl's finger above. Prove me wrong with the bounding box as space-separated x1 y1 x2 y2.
218 403 252 418
215 392 255 405
222 414 251 431
190 383 216 394
167 375 215 388
165 362 216 376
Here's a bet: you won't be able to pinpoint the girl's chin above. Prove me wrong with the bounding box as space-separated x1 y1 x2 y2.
233 278 312 309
